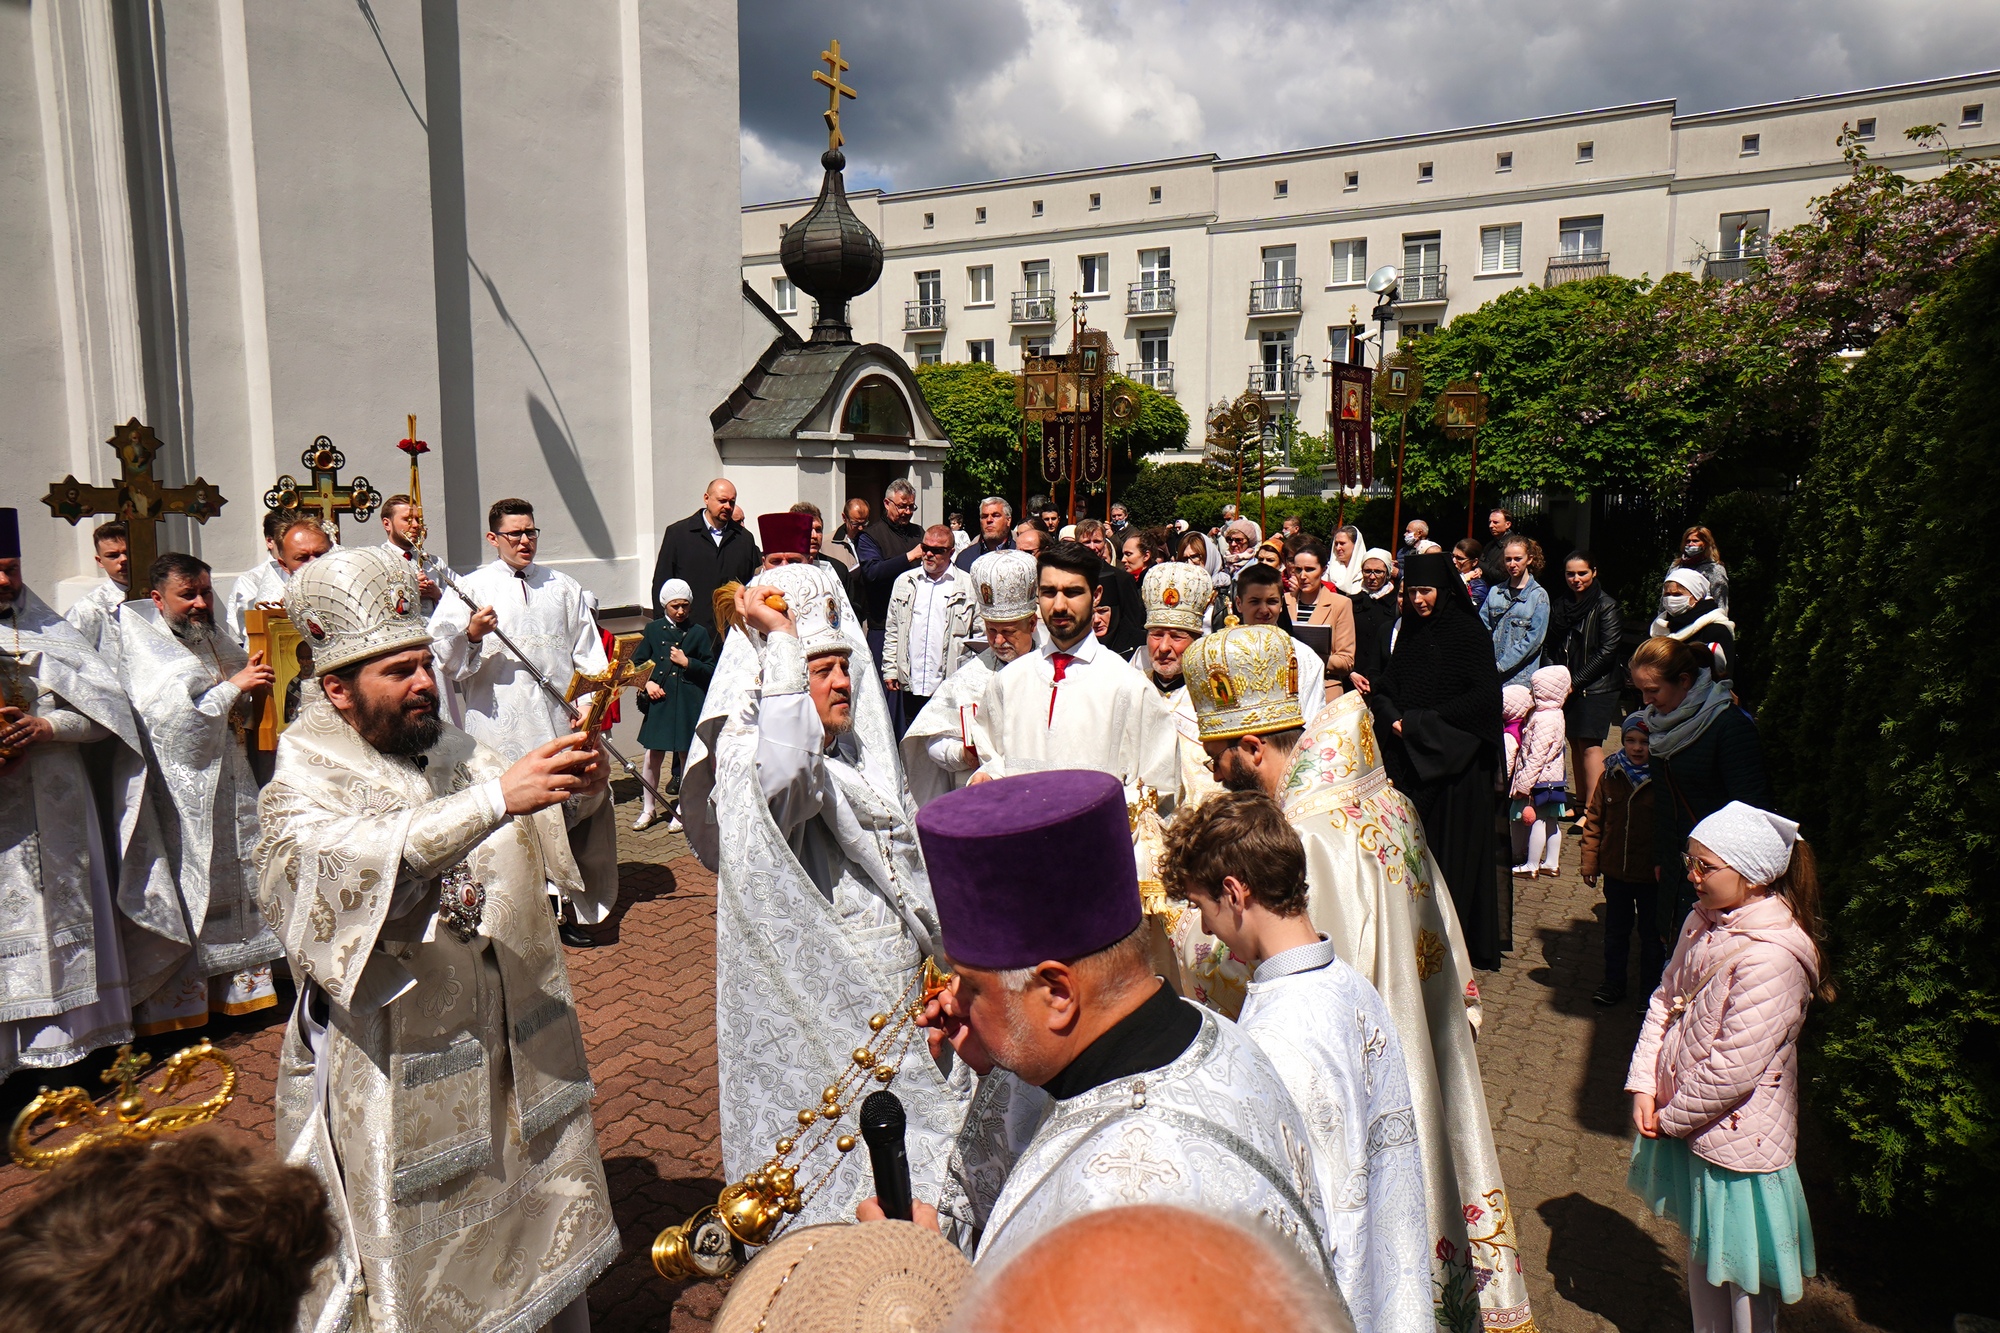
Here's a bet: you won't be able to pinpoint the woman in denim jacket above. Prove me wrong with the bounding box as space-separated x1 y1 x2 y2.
1479 535 1550 688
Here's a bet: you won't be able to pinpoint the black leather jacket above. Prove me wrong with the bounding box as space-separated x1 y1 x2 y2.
1551 584 1623 696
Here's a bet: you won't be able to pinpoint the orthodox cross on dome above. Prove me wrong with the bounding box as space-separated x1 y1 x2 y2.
812 39 857 152
264 436 381 542
565 634 654 735
41 418 229 598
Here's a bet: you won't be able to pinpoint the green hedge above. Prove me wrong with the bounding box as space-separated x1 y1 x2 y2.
1761 236 2000 1219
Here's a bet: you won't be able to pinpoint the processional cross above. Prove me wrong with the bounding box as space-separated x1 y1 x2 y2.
812 39 857 151
41 419 228 598
565 635 654 735
264 436 381 541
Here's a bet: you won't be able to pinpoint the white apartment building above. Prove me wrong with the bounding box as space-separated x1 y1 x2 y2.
742 71 2000 452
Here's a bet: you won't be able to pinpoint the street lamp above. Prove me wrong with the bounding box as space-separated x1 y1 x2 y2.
1366 264 1400 367
1282 352 1318 465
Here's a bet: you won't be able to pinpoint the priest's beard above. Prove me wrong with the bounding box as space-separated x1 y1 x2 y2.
348 681 444 756
168 609 216 642
1214 745 1262 794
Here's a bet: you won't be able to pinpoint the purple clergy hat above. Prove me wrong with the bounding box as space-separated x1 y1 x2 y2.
916 770 1140 970
0 509 17 560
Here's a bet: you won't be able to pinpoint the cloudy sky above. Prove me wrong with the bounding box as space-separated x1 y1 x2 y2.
739 0 2000 203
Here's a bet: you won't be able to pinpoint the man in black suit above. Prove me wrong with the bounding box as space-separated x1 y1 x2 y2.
855 479 925 653
650 477 761 625
953 495 1016 572
1479 506 1515 589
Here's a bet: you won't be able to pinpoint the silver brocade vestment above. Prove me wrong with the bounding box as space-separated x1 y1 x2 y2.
957 1007 1338 1283
114 601 281 988
62 577 128 667
256 695 616 1332
897 648 998 807
682 576 977 1238
0 591 179 1075
1282 692 1534 1333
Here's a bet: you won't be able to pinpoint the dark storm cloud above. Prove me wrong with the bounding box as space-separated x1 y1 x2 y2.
739 0 2000 203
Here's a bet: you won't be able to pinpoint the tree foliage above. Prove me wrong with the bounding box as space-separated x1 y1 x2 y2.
1760 237 2000 1220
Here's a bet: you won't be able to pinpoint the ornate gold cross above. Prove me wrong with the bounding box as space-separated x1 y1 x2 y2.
565 634 654 735
8 1039 237 1171
812 39 857 152
41 419 229 598
265 436 382 542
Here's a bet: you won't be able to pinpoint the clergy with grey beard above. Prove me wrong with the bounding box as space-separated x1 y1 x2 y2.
116 550 282 1033
256 543 616 1333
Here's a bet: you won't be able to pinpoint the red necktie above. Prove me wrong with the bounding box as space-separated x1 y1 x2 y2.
1048 651 1075 726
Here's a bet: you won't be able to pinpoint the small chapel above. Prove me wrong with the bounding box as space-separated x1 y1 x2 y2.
1 2 943 614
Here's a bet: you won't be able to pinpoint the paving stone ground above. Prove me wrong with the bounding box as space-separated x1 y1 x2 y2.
0 789 1935 1331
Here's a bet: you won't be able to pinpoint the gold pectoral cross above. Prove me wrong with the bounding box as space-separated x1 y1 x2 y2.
565 634 653 735
813 39 857 152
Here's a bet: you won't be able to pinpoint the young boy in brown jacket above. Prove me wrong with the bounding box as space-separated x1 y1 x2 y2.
1580 713 1661 1006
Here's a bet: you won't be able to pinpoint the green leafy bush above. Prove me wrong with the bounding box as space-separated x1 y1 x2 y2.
1761 236 2000 1219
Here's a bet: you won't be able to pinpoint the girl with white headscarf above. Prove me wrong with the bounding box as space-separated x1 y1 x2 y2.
1625 801 1832 1333
1325 524 1369 595
1650 566 1738 679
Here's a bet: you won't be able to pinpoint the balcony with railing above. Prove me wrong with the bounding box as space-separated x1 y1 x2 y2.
1700 251 1766 283
904 300 946 331
1248 362 1302 396
1136 363 1175 394
1128 280 1176 315
1545 251 1611 286
1248 278 1303 316
1010 291 1057 324
1397 265 1447 304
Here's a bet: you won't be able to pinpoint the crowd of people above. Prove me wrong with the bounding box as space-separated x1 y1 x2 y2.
0 479 1818 1332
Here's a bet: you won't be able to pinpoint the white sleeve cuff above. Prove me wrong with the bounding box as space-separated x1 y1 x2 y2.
474 777 507 824
764 631 808 696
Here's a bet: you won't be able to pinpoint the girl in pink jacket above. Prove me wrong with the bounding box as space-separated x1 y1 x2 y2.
1509 665 1570 877
1626 801 1834 1331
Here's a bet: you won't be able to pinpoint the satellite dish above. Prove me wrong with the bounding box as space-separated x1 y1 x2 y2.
1365 265 1400 295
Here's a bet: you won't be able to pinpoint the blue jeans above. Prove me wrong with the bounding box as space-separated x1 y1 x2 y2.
1602 874 1664 994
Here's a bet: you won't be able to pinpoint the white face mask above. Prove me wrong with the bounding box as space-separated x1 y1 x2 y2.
1662 593 1693 614
1683 543 1705 559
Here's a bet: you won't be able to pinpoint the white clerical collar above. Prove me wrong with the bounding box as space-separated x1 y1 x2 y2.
1040 631 1101 665
1252 935 1338 984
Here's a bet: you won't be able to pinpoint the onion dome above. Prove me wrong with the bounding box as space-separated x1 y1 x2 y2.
780 149 882 345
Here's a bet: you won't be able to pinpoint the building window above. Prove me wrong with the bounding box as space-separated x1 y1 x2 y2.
1496 151 1513 172
1343 170 1358 191
1576 140 1594 163
915 270 942 320
1330 238 1368 285
1032 199 1045 217
1149 185 1162 204
772 278 797 313
1022 259 1051 295
1740 133 1760 156
1479 223 1522 274
1559 215 1604 256
1262 244 1297 282
1398 320 1439 344
1965 103 1985 127
923 212 935 229
1089 192 1101 209
1023 336 1051 358
974 206 987 224
1417 161 1434 183
1139 331 1169 368
968 265 994 306
1718 210 1770 258
1274 179 1289 198
1402 234 1442 296
1079 254 1109 296
968 340 994 364
1328 324 1352 365
916 343 942 366
1855 117 1877 139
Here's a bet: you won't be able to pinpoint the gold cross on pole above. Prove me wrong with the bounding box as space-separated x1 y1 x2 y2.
565 634 654 735
812 39 857 152
264 436 382 542
41 419 229 599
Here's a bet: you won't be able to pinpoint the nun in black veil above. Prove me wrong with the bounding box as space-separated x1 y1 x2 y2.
1361 550 1509 969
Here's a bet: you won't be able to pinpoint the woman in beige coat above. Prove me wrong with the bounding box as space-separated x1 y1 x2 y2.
1284 537 1356 700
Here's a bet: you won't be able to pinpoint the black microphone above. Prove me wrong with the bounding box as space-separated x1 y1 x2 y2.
859 1090 912 1222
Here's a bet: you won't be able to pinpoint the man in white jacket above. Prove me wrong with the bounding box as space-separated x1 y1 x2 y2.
881 523 976 738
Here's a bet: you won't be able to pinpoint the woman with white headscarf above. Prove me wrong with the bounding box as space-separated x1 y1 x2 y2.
1326 524 1369 596
1625 801 1832 1333
1650 565 1738 679
630 577 718 830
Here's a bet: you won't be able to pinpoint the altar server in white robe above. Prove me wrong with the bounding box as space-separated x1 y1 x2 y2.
428 497 616 941
897 770 1339 1291
1160 789 1432 1333
117 551 282 1032
970 541 1178 806
377 493 447 615
0 514 182 1079
1233 560 1328 710
257 543 616 1333
62 520 132 664
1185 625 1535 1333
900 549 1039 807
224 510 327 648
680 561 976 1235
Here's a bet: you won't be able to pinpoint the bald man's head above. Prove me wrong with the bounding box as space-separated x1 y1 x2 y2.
951 1205 1350 1333
703 478 737 528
